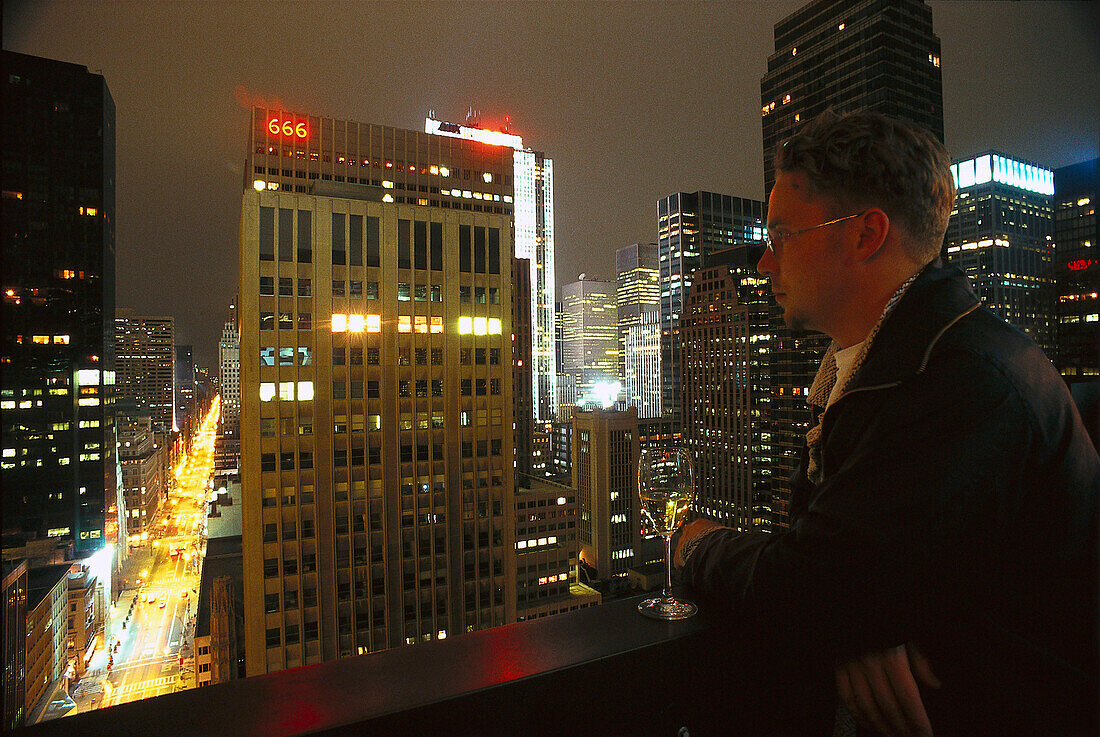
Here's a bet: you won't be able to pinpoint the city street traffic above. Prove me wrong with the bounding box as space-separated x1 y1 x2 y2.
97 399 220 709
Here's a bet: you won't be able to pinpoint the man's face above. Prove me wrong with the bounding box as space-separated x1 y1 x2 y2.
757 170 853 334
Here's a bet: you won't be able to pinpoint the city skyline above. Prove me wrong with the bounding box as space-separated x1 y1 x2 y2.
3 1 1098 367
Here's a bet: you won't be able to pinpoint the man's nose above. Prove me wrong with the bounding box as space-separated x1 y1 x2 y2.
756 245 776 276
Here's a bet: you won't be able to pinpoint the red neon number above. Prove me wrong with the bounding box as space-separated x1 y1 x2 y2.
1068 259 1097 272
267 117 309 139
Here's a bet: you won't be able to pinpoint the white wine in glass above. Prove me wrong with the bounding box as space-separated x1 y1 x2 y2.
637 446 697 620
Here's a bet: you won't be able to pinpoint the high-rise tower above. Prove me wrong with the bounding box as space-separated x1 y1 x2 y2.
219 317 241 429
241 108 516 674
615 243 660 382
945 152 1056 357
655 192 765 421
759 0 944 526
560 277 619 407
761 0 944 196
1052 159 1099 386
426 118 557 422
115 312 176 432
2 51 116 558
680 248 776 531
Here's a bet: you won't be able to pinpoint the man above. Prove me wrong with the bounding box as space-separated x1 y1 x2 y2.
674 111 1098 736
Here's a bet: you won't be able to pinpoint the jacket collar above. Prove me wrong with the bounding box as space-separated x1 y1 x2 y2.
848 260 981 390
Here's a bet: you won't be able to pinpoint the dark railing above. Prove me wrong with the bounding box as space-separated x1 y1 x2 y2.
22 592 834 737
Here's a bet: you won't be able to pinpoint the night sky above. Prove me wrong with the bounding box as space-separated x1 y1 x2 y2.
4 1 1097 369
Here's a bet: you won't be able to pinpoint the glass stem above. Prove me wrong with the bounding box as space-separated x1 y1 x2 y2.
663 534 673 599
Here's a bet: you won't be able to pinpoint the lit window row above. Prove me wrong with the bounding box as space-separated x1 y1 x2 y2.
331 314 382 333
259 381 314 402
399 316 444 334
537 573 568 585
457 317 502 335
516 535 558 550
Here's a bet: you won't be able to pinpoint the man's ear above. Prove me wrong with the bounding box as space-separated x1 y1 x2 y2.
854 208 890 262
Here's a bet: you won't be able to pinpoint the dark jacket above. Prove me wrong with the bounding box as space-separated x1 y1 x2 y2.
683 262 1099 736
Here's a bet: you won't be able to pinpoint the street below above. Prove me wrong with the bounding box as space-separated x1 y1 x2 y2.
96 401 219 709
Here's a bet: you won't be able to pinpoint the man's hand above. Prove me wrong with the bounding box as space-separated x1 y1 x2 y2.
835 642 942 737
673 518 722 568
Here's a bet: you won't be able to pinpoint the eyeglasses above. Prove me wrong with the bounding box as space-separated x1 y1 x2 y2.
763 211 864 253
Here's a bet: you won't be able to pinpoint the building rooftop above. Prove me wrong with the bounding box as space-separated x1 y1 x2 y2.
27 563 71 610
194 535 243 639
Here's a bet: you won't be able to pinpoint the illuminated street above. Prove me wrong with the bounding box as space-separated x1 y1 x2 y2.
100 399 220 709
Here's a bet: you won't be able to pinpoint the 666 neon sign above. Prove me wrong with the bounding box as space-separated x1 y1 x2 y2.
267 117 309 139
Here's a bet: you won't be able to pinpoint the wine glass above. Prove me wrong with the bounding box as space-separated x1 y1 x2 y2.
637 445 697 620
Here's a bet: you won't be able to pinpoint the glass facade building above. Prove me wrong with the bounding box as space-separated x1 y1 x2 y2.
1052 158 1099 384
615 243 660 383
623 309 662 419
945 151 1056 357
426 119 557 422
680 248 778 532
760 0 944 195
115 313 176 432
559 278 619 408
655 192 765 421
2 51 116 558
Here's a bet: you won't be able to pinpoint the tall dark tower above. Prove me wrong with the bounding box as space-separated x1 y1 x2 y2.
759 0 944 526
1052 159 1100 389
655 192 765 422
2 51 116 558
761 0 944 196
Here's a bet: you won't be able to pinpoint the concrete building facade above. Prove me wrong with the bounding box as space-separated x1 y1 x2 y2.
240 109 517 675
572 408 641 578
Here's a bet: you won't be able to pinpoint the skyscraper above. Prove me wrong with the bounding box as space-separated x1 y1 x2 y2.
219 317 241 429
573 407 641 578
656 192 765 420
615 243 660 381
759 0 944 526
623 308 662 419
945 152 1056 357
680 250 770 531
760 0 944 196
2 51 116 558
560 277 619 407
176 344 195 431
1052 158 1099 385
512 257 534 476
426 118 557 422
115 312 176 432
240 108 516 674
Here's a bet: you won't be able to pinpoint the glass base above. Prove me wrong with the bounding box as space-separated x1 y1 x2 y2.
637 594 697 620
